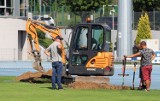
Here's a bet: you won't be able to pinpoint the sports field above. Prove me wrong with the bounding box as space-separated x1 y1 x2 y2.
0 76 159 101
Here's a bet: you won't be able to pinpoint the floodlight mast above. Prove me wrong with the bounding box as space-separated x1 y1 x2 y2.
117 0 133 58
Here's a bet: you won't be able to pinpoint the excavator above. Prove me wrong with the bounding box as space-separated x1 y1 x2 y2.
26 18 114 77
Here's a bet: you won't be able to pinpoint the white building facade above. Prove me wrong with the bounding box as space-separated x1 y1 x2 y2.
0 0 31 61
0 18 29 60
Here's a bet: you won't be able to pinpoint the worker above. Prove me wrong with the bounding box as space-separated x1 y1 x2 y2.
78 28 88 49
124 41 156 91
44 36 64 90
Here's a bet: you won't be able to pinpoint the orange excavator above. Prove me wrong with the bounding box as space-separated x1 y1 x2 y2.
26 18 114 76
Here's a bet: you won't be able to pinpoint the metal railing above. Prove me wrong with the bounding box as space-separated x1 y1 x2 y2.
42 11 160 30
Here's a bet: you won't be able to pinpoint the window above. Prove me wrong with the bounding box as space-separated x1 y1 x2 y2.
105 30 111 51
0 0 4 6
6 0 12 7
71 55 88 66
20 0 28 16
0 8 4 15
74 26 89 50
91 25 104 50
106 31 111 42
0 0 13 16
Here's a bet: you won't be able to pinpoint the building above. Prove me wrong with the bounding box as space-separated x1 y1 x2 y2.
0 0 28 17
0 0 30 61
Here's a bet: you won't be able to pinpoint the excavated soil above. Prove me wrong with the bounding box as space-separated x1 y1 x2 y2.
16 69 52 83
68 81 130 90
16 70 131 90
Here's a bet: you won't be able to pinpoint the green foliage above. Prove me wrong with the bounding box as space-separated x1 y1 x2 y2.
29 0 118 14
110 42 113 52
135 13 152 45
67 16 81 26
98 32 103 44
61 0 110 22
133 0 160 11
28 0 40 14
98 32 112 52
63 0 108 13
39 38 53 48
36 28 53 48
37 29 45 39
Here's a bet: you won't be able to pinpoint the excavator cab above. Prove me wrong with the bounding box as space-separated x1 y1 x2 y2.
68 23 114 76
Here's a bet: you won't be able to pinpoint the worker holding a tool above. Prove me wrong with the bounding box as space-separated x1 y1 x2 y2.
124 41 156 91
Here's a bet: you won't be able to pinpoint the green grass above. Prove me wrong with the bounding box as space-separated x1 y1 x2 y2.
0 76 159 101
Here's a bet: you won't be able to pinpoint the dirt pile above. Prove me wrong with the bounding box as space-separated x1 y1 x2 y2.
68 76 130 90
68 81 130 90
75 76 110 84
16 69 52 83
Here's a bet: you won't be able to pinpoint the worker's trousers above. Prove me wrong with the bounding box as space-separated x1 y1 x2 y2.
52 61 63 89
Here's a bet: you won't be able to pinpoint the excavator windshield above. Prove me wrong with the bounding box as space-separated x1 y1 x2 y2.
73 25 111 51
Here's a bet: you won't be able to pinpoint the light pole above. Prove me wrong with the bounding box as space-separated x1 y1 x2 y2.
108 5 117 30
54 0 57 25
117 0 132 58
102 5 106 16
34 0 36 14
24 0 29 17
39 0 42 15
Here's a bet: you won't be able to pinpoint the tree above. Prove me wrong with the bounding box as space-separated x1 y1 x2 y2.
135 13 152 45
65 0 108 11
133 0 160 12
61 0 109 22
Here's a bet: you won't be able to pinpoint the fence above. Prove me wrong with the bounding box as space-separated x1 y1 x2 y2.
0 48 17 61
0 48 135 63
32 11 160 30
0 48 34 61
133 11 160 30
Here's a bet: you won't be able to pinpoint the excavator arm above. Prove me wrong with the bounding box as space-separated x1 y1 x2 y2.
26 18 66 72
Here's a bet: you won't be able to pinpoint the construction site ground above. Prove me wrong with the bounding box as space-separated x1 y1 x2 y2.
16 69 130 90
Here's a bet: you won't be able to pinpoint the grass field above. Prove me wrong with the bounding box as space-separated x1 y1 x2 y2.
0 76 159 101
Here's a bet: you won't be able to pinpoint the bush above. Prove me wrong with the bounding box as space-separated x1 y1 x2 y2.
135 12 152 45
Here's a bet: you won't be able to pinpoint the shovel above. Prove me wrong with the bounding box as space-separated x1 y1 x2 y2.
118 57 129 88
132 62 137 90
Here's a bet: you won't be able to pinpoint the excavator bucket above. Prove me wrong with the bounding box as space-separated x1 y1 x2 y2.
32 61 44 72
